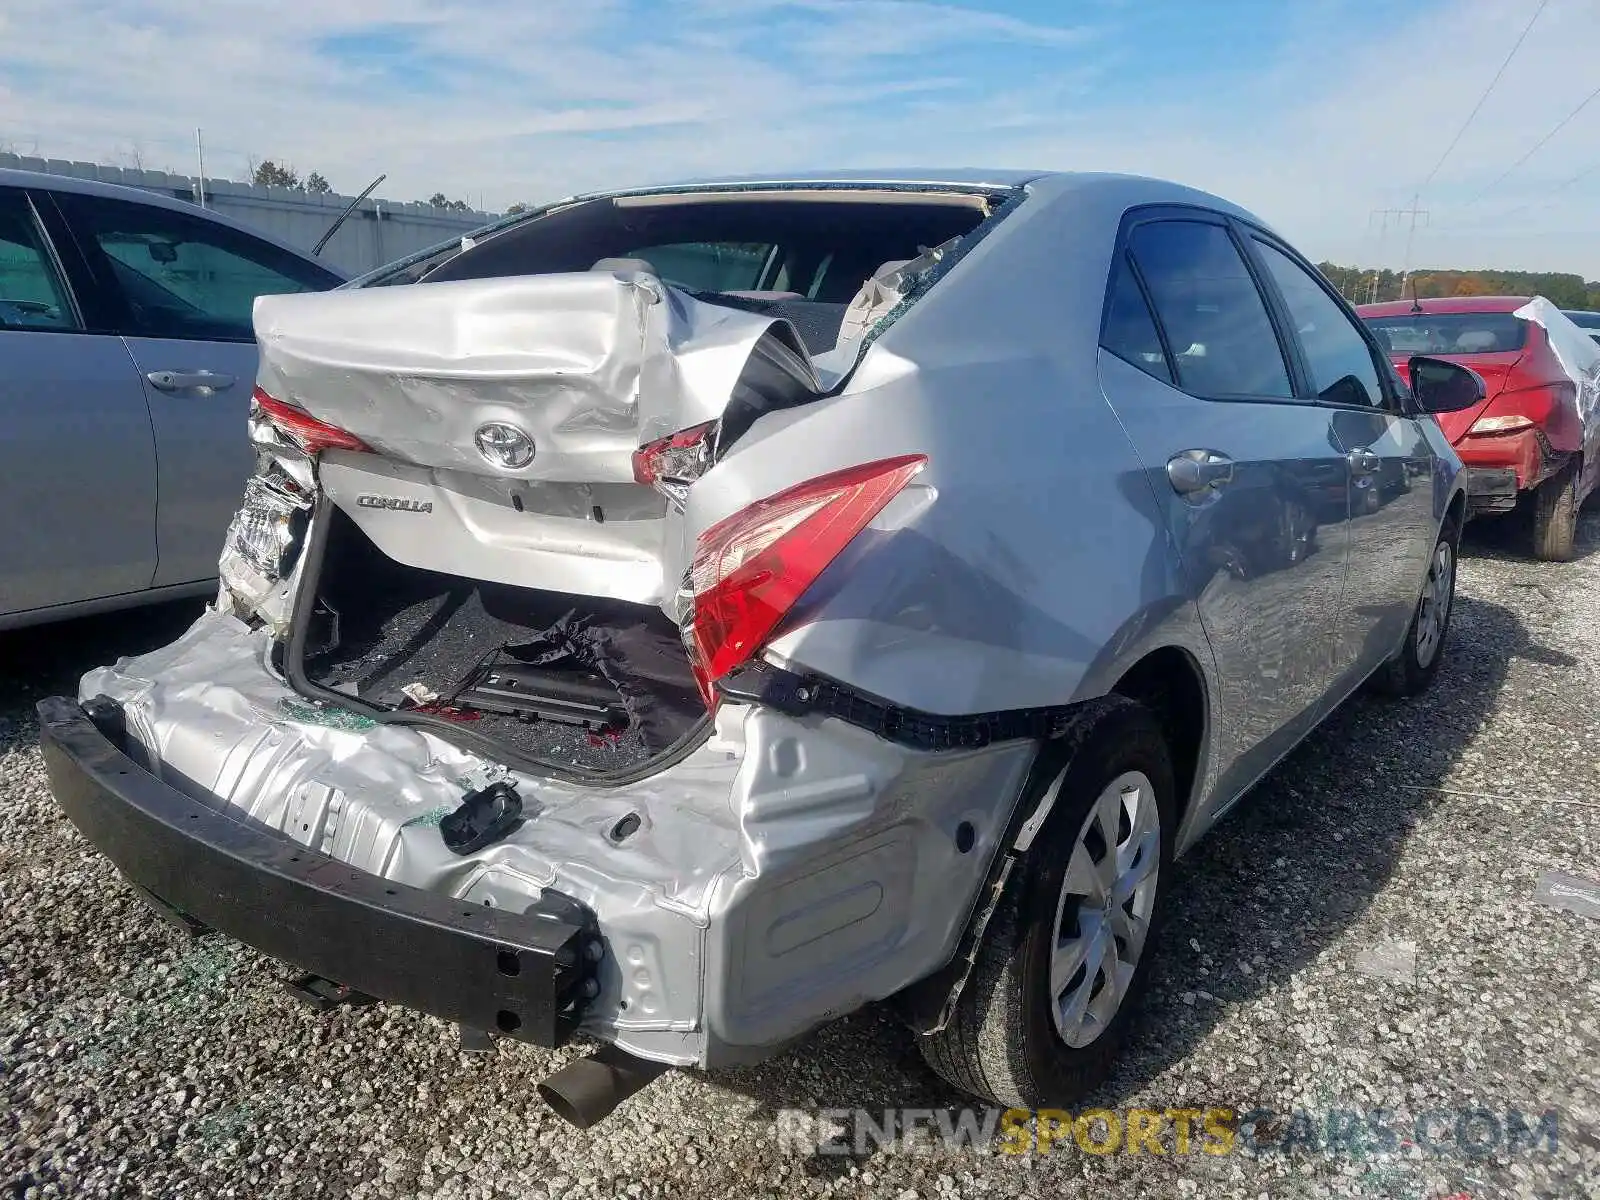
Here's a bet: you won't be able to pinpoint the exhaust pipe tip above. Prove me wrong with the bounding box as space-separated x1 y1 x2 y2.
538 1045 669 1129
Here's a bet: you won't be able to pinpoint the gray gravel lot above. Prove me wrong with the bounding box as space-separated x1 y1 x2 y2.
3 510 1598 1200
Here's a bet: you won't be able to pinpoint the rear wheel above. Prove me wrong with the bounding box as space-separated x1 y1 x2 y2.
1532 463 1578 562
919 699 1174 1108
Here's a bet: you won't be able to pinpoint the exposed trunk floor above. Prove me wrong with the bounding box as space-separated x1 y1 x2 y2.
304 572 666 774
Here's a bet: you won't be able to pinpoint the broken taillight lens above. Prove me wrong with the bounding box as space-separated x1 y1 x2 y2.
685 454 926 699
252 386 372 456
633 421 717 502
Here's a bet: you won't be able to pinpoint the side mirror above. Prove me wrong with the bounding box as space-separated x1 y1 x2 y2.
1408 355 1485 414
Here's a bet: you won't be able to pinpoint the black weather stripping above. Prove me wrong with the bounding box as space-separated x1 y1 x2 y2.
716 662 1077 751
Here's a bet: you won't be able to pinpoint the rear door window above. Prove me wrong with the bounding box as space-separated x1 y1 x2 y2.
1127 219 1293 399
1101 253 1173 384
1253 240 1385 408
0 190 77 331
55 192 339 341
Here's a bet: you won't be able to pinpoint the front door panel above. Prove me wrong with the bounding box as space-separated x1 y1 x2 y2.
1327 409 1438 686
0 330 158 614
0 187 157 617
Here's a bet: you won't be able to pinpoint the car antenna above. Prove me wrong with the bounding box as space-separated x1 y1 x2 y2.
312 173 386 258
1408 274 1423 314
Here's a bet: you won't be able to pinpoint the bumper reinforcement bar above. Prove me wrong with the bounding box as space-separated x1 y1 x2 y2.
36 694 600 1048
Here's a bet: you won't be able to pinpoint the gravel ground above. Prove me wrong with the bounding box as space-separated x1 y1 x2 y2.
2 509 1598 1200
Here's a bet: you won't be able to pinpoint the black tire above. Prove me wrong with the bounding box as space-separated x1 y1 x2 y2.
1532 463 1578 562
1372 517 1459 697
919 697 1175 1109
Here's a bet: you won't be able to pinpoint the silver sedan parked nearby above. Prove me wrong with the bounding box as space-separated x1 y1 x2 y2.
38 170 1483 1122
0 169 343 630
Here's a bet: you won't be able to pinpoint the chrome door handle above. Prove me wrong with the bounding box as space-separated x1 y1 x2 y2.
146 369 237 392
1348 448 1381 476
1167 449 1235 495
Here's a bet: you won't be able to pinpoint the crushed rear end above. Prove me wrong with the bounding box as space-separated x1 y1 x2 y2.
38 182 1041 1104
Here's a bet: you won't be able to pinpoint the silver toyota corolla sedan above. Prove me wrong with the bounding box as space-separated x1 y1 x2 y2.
39 170 1484 1124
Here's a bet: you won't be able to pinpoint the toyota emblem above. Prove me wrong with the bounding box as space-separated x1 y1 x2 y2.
473 422 536 470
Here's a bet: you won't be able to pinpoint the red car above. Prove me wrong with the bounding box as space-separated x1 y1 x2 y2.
1359 296 1598 560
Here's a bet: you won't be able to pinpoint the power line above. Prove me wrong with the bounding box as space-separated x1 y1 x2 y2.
1463 79 1600 206
1418 0 1549 192
1453 155 1600 228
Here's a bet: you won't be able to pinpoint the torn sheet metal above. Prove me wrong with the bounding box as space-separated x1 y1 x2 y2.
1514 297 1600 436
252 269 822 482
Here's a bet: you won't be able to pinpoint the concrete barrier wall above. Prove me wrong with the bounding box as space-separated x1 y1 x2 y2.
0 154 498 277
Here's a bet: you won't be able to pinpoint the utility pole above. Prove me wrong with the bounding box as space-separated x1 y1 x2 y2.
195 128 207 208
1371 196 1429 299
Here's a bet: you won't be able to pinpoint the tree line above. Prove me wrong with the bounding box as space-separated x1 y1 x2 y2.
1318 262 1600 311
247 160 483 212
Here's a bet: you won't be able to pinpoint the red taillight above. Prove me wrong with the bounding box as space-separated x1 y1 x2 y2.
633 422 716 490
686 454 926 694
252 386 371 456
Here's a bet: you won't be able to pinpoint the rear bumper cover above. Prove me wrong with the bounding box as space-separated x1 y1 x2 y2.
37 695 599 1047
1455 427 1568 508
1461 465 1520 514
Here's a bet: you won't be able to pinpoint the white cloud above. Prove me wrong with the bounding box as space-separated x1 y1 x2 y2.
0 0 1597 277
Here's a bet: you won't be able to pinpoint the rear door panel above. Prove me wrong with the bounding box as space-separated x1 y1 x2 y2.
1097 210 1353 811
49 190 340 588
1104 358 1353 802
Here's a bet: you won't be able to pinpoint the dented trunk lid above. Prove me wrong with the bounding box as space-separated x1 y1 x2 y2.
253 269 822 605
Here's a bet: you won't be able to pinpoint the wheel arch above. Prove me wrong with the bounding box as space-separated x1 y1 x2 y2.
1445 486 1467 536
1108 644 1209 830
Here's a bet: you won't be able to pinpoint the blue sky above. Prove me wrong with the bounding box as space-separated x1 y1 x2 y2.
2 0 1597 276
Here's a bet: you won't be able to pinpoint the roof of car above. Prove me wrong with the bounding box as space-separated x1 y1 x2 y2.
552 170 1271 238
0 167 344 275
1356 296 1532 317
585 168 1051 196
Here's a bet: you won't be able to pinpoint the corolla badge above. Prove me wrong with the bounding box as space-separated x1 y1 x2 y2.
357 494 432 513
474 422 536 470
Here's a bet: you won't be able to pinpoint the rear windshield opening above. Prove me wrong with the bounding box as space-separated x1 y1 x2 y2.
371 190 999 356
1362 312 1527 356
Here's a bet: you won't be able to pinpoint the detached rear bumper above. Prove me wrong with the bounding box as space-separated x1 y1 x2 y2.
36 694 600 1047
